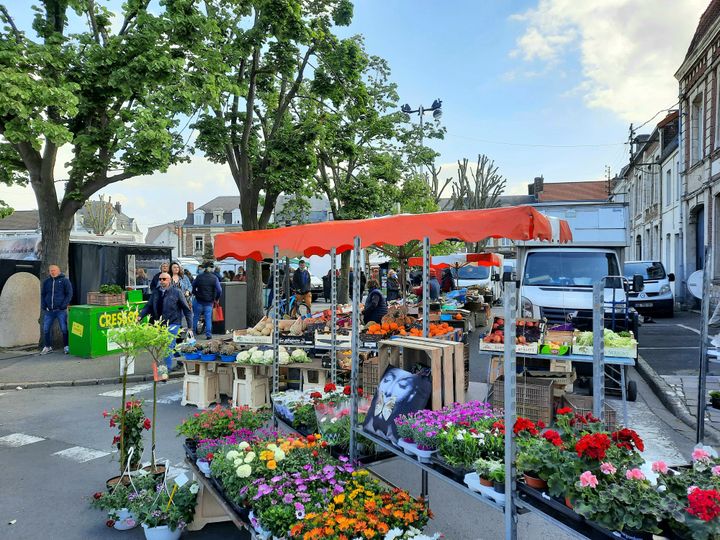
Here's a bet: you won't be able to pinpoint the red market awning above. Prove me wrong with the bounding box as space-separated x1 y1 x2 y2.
407 252 502 269
214 205 572 261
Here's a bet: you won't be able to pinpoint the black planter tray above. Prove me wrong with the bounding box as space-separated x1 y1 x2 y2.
183 442 197 462
429 454 470 484
516 483 583 524
584 518 657 540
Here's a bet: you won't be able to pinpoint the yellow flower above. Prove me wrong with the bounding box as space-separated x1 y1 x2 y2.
260 450 274 461
333 494 346 505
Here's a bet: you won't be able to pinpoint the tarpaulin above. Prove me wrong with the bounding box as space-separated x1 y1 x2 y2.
406 252 502 269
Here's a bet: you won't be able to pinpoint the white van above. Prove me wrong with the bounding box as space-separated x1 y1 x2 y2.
451 263 503 301
624 260 675 318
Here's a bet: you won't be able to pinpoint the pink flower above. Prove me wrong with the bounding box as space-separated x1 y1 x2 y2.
580 471 598 488
688 485 699 495
692 448 711 462
625 468 646 481
652 461 669 474
600 462 617 475
712 466 720 477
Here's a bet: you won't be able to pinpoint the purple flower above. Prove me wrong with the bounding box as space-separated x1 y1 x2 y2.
296 484 307 492
282 493 294 504
271 475 283 483
332 484 344 495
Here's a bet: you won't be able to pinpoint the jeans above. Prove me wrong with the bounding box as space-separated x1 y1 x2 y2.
43 309 68 348
164 324 181 370
192 300 213 338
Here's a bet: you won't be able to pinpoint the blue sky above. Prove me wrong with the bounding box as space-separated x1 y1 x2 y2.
3 0 709 228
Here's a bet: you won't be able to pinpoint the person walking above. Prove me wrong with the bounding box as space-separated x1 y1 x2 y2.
428 268 441 301
139 272 192 369
386 269 400 301
441 268 455 293
362 278 388 324
192 263 222 340
149 262 170 292
291 259 312 313
169 261 193 327
40 264 73 354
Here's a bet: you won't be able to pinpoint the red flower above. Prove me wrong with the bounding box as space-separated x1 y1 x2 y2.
492 420 506 435
102 410 109 418
611 428 644 452
106 519 115 528
307 434 316 443
542 429 564 448
358 387 364 397
557 407 573 415
324 382 337 393
321 441 328 448
112 435 121 446
575 433 612 461
343 386 351 395
109 419 116 428
537 419 546 429
143 418 151 430
513 417 538 436
93 492 103 500
312 450 319 457
206 452 214 461
688 488 720 522
310 391 322 399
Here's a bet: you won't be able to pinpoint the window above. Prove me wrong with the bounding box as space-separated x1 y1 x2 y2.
213 209 224 224
666 169 672 205
635 235 642 260
193 210 204 225
691 94 704 164
676 160 681 201
716 68 720 148
523 252 620 288
194 235 204 255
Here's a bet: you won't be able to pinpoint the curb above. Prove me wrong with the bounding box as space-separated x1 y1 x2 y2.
0 371 183 391
635 354 720 445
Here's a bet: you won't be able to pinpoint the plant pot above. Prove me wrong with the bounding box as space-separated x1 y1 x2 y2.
492 481 505 494
565 496 573 509
113 508 138 530
407 445 436 463
105 474 131 491
479 476 493 487
523 473 548 490
711 396 720 409
197 459 211 477
143 464 167 480
200 353 217 361
396 438 417 456
184 352 200 360
141 523 182 540
615 529 654 540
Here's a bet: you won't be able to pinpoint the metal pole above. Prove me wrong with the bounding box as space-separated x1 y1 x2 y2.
503 282 518 540
697 246 711 443
422 237 430 338
330 247 338 384
592 281 606 422
350 236 361 462
272 246 280 428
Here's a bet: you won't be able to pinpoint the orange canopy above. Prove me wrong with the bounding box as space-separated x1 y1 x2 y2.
214 205 572 261
407 252 502 269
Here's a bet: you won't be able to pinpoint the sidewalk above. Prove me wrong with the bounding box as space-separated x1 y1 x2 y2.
662 374 720 427
0 347 182 390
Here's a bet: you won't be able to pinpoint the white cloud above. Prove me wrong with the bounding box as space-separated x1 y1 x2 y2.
510 0 708 122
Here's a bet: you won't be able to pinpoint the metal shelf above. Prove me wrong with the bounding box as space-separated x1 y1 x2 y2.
353 427 506 513
479 350 635 366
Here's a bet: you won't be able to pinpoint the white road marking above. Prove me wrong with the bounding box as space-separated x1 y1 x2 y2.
0 433 45 447
53 446 109 463
99 383 154 397
152 391 183 405
678 324 701 335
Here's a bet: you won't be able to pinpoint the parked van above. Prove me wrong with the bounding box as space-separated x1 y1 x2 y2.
623 260 675 317
451 261 503 302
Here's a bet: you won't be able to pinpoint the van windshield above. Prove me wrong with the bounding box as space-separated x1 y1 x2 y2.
453 265 490 280
624 262 666 280
523 252 620 287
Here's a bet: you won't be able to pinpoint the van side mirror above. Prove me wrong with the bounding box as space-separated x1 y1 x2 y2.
668 273 675 282
491 274 500 282
632 274 644 292
502 271 515 283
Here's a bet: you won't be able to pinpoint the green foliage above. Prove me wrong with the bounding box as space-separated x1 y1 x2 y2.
127 475 199 531
99 284 123 295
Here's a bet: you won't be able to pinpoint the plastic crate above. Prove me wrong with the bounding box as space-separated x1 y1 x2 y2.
491 376 554 425
563 394 617 429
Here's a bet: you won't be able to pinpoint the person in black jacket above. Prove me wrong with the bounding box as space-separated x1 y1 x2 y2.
192 264 222 339
386 269 400 301
362 279 388 324
40 264 74 354
291 259 312 313
140 272 192 369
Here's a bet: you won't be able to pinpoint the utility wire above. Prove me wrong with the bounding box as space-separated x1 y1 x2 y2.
634 102 680 131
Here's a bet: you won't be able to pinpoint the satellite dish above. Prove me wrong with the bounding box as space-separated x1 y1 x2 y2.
688 270 703 299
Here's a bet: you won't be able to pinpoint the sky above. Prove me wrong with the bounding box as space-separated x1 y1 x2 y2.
2 0 710 235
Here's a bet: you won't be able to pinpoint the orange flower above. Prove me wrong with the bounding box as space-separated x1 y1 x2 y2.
266 459 277 470
377 522 389 534
290 523 303 536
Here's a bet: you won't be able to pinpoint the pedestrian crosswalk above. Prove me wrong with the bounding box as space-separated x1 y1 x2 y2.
99 383 154 397
0 433 45 447
53 445 110 463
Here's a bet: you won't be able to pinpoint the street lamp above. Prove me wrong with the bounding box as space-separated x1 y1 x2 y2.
401 99 442 147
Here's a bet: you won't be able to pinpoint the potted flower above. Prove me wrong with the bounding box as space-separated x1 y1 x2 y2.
128 477 199 540
488 460 506 493
177 405 271 443
88 283 126 306
474 457 500 487
90 483 139 530
195 442 214 478
103 398 151 487
516 432 566 490
573 466 664 538
711 391 720 410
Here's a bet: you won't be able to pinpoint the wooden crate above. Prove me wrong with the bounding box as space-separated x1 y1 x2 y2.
377 338 444 410
87 291 126 306
395 336 465 405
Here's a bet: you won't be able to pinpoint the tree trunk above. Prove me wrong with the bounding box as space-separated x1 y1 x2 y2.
338 250 350 304
246 259 264 326
38 208 73 276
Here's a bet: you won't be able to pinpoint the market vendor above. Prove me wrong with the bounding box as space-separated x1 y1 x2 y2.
362 278 388 324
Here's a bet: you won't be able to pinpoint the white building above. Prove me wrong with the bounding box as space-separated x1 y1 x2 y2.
145 220 184 260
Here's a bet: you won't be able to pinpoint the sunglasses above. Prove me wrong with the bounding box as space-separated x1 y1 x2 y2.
159 278 170 281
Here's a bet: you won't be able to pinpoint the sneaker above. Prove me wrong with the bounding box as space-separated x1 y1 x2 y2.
40 346 52 355
205 335 212 340
64 346 69 355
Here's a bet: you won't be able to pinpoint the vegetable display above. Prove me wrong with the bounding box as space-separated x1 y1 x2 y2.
574 329 637 349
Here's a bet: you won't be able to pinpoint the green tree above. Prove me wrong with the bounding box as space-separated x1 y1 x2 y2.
0 1 197 274
191 0 358 324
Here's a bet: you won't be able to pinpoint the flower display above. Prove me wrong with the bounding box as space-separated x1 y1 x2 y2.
687 488 720 522
575 433 612 461
177 405 271 440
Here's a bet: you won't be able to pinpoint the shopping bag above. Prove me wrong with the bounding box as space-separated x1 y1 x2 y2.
212 301 224 322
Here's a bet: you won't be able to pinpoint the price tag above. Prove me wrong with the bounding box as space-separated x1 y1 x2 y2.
174 472 189 487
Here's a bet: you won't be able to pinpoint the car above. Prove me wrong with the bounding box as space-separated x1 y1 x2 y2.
310 273 323 301
624 260 675 317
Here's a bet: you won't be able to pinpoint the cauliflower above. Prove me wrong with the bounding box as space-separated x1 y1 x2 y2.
291 349 307 362
236 350 251 363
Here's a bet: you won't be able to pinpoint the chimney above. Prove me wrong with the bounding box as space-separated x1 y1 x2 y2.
534 176 544 195
114 202 121 214
187 201 195 215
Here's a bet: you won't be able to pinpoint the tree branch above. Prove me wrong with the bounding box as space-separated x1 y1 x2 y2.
0 5 23 41
118 0 150 36
270 46 314 141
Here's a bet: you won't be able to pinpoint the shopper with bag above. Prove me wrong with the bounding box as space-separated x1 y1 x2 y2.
192 263 222 340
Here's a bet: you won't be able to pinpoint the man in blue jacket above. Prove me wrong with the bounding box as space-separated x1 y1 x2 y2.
140 272 192 369
40 264 74 354
192 263 222 339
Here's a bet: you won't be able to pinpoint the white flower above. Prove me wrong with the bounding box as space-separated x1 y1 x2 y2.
385 528 404 540
236 464 252 478
267 444 278 451
244 452 256 463
189 483 199 494
238 442 250 450
274 449 286 461
226 450 240 461
331 417 338 424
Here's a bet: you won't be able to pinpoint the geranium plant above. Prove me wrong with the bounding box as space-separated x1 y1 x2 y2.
177 405 270 440
103 398 150 471
90 482 138 526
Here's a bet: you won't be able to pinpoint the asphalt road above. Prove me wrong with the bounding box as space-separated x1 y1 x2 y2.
637 311 703 376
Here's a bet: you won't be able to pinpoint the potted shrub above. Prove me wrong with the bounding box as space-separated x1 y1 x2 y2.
177 342 200 360
219 343 237 362
711 391 720 410
103 399 151 484
474 457 498 487
88 283 126 306
128 477 199 540
516 431 567 490
90 483 139 530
